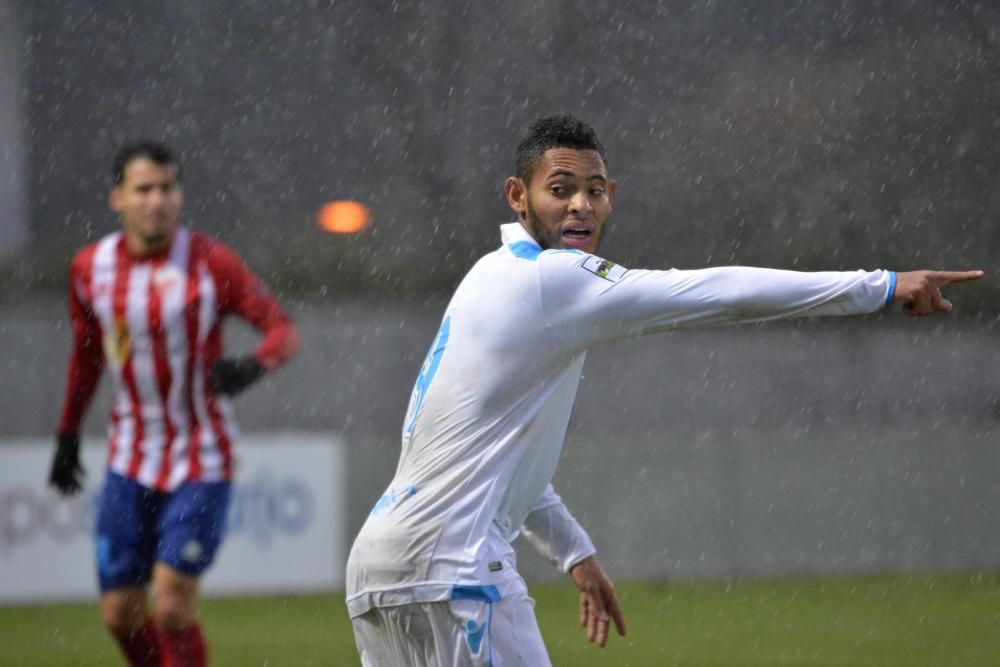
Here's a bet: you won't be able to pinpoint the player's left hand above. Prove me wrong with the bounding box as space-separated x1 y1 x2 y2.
211 357 265 396
892 270 984 316
568 555 626 647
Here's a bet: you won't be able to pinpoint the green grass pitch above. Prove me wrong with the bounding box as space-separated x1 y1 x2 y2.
2 573 997 666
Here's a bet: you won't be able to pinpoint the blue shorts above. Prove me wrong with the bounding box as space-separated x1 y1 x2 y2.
95 471 231 591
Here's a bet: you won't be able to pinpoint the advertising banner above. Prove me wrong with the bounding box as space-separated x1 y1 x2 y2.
0 433 346 604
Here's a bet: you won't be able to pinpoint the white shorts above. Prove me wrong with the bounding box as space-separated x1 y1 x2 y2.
351 591 551 666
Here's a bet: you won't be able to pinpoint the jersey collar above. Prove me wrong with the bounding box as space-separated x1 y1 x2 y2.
500 222 541 249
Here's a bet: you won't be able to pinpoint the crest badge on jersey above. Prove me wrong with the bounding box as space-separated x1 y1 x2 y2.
580 255 628 282
153 264 184 298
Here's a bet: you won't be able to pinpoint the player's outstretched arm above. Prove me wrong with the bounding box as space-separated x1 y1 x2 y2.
891 270 984 316
569 555 626 648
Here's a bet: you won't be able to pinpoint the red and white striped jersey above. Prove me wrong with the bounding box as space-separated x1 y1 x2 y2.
58 227 300 491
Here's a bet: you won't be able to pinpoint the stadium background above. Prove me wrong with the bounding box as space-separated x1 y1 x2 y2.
1 1 999 659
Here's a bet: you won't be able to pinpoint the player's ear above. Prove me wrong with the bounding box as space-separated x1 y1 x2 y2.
504 176 527 217
608 179 617 207
108 186 123 213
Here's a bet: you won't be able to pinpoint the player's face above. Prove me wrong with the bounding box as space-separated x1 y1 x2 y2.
505 147 615 254
110 157 182 255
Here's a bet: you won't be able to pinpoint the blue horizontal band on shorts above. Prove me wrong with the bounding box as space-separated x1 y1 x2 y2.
451 584 502 602
884 271 897 307
96 471 231 591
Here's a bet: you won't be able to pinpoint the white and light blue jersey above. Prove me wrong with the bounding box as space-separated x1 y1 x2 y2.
345 222 894 617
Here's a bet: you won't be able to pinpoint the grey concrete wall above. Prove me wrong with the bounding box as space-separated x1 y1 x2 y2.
9 2 1000 305
4 301 998 582
0 0 27 257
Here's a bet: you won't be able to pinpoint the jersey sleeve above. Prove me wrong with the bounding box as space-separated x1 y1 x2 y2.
519 484 597 572
208 242 301 370
537 251 894 350
57 254 105 434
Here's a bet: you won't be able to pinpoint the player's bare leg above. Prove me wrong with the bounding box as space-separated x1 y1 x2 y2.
101 587 161 666
151 563 207 667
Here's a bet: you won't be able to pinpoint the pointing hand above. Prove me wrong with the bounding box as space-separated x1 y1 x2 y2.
892 270 984 316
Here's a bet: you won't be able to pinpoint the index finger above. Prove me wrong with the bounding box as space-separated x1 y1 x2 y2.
606 592 627 637
931 270 984 285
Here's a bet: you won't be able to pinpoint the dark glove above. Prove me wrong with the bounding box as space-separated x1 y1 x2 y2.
50 432 85 495
211 357 265 396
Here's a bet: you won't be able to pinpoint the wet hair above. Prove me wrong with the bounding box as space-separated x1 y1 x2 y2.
515 114 607 183
112 141 180 185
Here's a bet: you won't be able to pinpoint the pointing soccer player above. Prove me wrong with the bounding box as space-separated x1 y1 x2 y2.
49 142 300 667
345 114 982 665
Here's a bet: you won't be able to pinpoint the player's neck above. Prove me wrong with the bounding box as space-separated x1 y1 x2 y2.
124 231 174 258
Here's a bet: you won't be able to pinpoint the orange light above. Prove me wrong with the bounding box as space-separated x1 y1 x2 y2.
317 200 370 234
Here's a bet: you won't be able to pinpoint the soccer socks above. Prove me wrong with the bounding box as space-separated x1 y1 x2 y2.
115 619 207 666
116 619 162 667
160 623 208 667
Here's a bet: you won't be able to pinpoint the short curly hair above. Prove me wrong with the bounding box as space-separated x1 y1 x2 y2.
515 114 607 183
112 141 180 185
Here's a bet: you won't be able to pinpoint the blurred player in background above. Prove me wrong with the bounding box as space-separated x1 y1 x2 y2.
345 114 983 665
49 141 300 667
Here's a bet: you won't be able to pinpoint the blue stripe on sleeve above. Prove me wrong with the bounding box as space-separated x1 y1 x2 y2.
508 241 542 261
884 271 896 308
